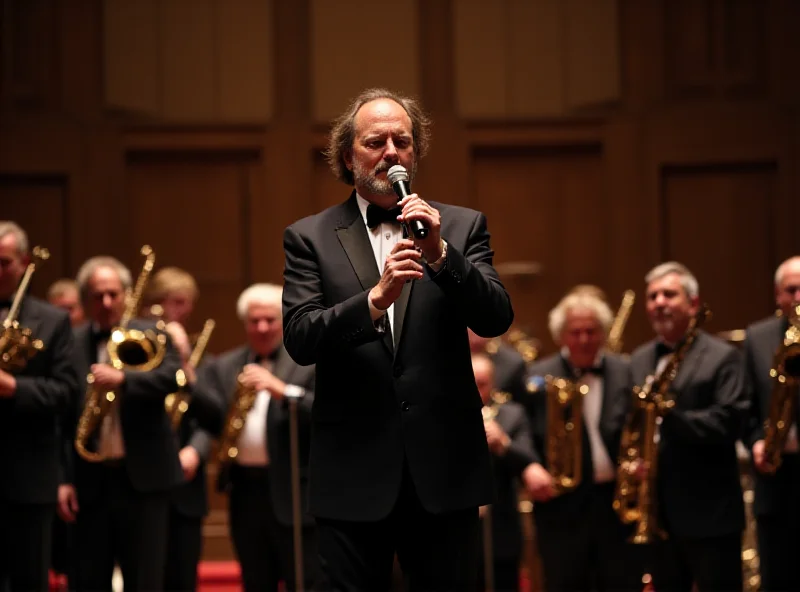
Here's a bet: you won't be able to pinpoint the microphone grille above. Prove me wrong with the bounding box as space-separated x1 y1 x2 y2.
387 164 408 184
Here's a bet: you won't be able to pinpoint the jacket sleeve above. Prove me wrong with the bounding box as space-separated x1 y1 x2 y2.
496 407 538 476
741 332 765 449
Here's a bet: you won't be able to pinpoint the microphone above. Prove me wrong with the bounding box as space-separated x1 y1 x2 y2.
387 164 428 239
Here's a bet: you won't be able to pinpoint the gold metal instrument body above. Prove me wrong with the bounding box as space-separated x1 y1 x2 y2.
761 303 800 474
75 245 167 462
613 304 710 544
528 376 588 494
164 319 216 431
217 374 259 464
0 246 49 372
606 290 635 354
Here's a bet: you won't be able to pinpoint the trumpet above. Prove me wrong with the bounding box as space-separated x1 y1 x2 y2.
0 246 49 371
75 245 167 462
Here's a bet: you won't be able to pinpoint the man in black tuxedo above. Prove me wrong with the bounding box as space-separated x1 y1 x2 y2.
742 255 800 591
0 221 79 591
282 87 514 591
523 289 641 592
204 283 321 592
629 261 746 591
469 329 528 403
59 255 183 591
472 353 535 592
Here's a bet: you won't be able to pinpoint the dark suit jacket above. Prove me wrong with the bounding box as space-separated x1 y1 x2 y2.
0 296 79 504
66 319 183 504
490 342 528 404
741 314 799 517
205 344 315 526
282 193 514 521
630 331 746 538
487 400 536 559
524 352 632 523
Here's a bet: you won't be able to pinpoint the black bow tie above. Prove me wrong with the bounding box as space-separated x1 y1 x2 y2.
655 342 675 359
92 328 112 342
575 365 603 377
366 204 402 229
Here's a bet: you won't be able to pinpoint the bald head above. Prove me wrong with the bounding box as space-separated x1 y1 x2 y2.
775 256 800 316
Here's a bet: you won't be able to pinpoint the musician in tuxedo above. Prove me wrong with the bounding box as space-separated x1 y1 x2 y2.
0 221 79 592
204 283 321 592
522 290 641 592
742 255 800 591
141 266 216 592
469 329 528 404
282 87 514 591
473 353 535 592
59 255 183 592
629 261 746 591
48 278 85 327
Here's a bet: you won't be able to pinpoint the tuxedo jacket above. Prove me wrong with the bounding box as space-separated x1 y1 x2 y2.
524 352 632 523
282 193 514 521
0 296 79 504
487 400 537 560
742 314 799 517
490 342 528 404
630 331 746 538
205 344 316 527
65 319 183 504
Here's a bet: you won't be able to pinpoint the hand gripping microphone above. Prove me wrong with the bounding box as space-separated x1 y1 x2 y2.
387 164 428 239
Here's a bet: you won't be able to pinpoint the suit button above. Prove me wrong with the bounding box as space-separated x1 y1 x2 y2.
451 270 462 283
393 364 403 378
401 401 410 411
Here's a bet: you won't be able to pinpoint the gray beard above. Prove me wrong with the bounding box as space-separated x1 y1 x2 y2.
353 161 417 197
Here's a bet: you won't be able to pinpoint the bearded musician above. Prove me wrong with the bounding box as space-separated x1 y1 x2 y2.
523 289 641 591
201 283 322 592
0 221 79 592
741 255 800 591
629 262 746 591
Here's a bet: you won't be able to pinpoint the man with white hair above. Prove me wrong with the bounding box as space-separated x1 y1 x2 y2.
0 221 79 591
523 289 641 591
202 283 322 592
60 254 183 592
629 261 746 591
741 255 800 591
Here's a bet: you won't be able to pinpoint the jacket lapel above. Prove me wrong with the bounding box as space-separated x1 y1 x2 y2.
334 194 393 356
669 332 707 396
273 346 296 383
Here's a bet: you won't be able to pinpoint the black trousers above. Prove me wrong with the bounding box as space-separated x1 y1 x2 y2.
0 500 55 592
229 465 323 592
756 513 800 592
163 507 203 591
72 465 171 592
650 532 743 592
316 462 480 592
535 482 645 592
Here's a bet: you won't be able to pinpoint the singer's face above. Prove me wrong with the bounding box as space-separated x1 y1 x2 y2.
346 99 416 205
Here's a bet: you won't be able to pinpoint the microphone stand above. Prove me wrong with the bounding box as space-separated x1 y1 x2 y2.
287 391 305 591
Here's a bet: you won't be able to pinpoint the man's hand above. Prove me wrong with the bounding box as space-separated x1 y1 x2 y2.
398 194 442 262
91 364 125 391
368 239 424 311
240 364 286 399
752 439 772 473
57 484 79 523
484 419 510 456
522 463 557 502
179 446 201 481
165 321 192 363
0 369 16 397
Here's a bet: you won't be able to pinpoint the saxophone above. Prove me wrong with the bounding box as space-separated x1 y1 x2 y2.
216 373 259 464
606 290 635 354
527 375 589 494
164 319 215 431
75 245 167 462
481 390 510 422
613 303 710 543
0 246 49 371
761 303 800 473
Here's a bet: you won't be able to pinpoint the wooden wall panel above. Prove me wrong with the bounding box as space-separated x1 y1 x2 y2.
312 151 348 214
0 175 69 298
660 163 778 333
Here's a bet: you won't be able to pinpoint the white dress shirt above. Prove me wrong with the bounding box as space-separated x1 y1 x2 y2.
96 333 126 459
234 357 273 467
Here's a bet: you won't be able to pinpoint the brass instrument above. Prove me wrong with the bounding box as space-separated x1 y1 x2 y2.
164 319 215 431
613 303 711 543
504 328 540 364
0 246 49 371
480 390 509 592
481 390 510 423
606 290 635 354
217 374 259 464
761 302 800 473
528 375 588 494
75 245 167 462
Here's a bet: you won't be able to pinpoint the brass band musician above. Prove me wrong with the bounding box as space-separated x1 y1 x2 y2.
741 255 800 591
0 221 79 591
47 278 86 328
629 262 746 591
522 289 642 591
